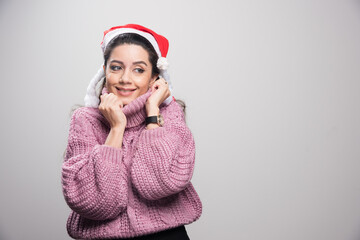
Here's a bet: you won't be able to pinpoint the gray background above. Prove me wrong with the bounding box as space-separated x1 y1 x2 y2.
0 0 360 239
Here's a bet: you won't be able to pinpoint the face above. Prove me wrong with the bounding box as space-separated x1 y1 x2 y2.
104 44 157 105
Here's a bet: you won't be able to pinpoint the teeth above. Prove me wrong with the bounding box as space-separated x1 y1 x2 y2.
117 89 133 92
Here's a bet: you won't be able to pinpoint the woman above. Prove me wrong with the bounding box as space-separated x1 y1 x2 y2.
61 24 202 240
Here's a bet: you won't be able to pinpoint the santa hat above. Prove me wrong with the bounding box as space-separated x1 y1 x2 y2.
84 24 172 107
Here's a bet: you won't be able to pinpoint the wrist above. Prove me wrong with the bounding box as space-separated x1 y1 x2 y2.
146 123 159 130
105 126 124 149
146 104 160 116
111 125 125 132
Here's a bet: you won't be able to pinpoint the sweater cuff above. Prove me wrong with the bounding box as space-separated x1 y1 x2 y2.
95 144 123 165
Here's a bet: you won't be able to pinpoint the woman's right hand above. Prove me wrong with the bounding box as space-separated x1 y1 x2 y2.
99 93 127 130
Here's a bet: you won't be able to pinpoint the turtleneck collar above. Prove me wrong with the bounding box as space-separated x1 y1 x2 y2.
122 90 152 128
89 90 152 129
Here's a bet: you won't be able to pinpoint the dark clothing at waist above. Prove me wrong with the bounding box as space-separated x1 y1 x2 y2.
112 225 190 240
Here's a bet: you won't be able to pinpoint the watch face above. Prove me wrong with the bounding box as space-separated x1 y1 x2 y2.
158 114 164 126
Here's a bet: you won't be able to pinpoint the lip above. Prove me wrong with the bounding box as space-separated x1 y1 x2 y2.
115 87 136 97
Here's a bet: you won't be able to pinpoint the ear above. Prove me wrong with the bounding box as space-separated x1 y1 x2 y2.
103 65 105 71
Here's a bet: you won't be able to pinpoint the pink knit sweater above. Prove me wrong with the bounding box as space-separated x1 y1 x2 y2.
61 92 202 239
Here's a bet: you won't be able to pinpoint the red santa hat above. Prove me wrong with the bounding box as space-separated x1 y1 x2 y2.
84 24 172 108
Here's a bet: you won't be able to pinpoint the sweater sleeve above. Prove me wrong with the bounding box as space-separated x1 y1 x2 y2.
61 108 128 220
130 102 196 200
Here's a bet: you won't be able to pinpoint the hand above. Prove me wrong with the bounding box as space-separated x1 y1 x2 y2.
146 77 170 116
99 93 127 130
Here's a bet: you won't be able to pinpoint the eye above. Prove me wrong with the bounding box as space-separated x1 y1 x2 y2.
110 65 122 71
134 68 145 73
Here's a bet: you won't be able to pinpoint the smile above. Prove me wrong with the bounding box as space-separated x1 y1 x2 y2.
115 87 136 96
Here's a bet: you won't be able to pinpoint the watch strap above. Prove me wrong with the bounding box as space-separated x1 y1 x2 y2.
145 116 158 125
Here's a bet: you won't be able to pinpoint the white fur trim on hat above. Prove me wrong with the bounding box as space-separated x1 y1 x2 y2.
101 28 161 56
84 66 105 107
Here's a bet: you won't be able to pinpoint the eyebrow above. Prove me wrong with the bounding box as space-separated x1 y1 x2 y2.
110 60 148 66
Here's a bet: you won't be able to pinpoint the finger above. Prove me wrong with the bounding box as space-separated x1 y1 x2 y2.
108 94 119 107
101 92 113 100
102 93 117 108
100 94 108 106
115 98 124 108
153 78 167 88
151 81 160 92
159 81 169 92
153 77 164 84
159 79 169 87
101 93 111 103
154 82 168 94
104 94 122 108
100 93 108 100
157 77 166 84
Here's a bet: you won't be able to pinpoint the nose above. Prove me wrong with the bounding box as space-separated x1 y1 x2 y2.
119 68 131 84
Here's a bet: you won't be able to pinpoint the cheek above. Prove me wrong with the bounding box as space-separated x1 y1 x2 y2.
106 72 120 83
135 77 151 91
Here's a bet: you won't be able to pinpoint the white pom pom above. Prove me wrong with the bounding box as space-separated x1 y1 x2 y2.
157 57 169 70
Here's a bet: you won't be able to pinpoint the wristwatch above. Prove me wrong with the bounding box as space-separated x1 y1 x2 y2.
145 114 164 127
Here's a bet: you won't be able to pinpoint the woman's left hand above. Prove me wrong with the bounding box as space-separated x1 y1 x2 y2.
146 77 170 116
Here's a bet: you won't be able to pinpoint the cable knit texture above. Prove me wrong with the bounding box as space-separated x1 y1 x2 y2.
62 92 202 239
